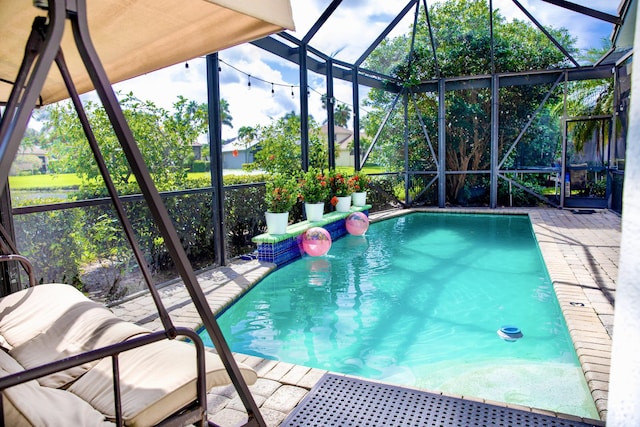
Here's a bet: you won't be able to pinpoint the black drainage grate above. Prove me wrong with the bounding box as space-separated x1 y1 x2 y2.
281 374 603 427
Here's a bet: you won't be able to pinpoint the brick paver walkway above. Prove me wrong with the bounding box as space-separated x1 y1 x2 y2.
110 207 619 426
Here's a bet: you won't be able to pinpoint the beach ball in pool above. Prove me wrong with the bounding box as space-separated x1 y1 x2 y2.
345 212 369 236
302 227 332 257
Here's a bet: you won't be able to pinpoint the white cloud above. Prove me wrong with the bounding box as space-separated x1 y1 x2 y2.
106 0 616 141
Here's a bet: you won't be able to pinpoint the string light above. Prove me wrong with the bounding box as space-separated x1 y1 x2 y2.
215 57 367 114
184 62 189 69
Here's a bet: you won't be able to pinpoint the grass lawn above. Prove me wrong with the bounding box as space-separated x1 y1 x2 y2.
10 167 387 191
8 173 82 190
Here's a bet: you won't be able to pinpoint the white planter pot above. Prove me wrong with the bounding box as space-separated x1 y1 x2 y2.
265 211 289 234
304 202 324 222
351 191 367 207
335 195 352 212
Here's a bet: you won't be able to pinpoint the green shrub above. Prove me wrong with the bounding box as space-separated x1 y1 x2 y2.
190 160 210 173
12 198 84 287
497 178 545 207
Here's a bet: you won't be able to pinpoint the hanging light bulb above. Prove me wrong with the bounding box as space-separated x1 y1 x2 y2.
185 62 189 69
271 83 275 96
248 75 252 89
291 86 295 98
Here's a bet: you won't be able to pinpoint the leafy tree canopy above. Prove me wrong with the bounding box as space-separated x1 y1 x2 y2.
40 93 227 191
361 0 578 202
249 112 327 175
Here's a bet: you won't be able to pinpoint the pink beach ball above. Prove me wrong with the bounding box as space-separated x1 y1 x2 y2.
345 212 369 236
302 227 332 257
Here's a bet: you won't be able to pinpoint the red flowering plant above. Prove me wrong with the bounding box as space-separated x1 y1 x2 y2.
347 171 370 193
265 173 298 213
298 168 330 204
328 170 350 197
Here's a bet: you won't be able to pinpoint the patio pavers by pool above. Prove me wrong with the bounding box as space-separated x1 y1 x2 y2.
109 207 618 426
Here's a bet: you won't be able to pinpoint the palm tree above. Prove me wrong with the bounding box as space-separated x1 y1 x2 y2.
553 42 613 153
219 99 233 129
334 104 352 128
321 94 352 127
237 126 257 163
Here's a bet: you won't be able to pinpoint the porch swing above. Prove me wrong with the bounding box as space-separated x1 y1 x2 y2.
0 0 294 425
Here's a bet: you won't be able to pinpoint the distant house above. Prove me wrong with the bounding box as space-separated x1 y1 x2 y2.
191 136 206 161
221 138 259 169
11 146 48 175
322 124 356 167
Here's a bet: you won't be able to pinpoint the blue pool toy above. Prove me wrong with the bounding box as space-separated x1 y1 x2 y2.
497 325 523 341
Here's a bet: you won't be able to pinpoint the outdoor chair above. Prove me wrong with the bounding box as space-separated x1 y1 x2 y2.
0 255 257 426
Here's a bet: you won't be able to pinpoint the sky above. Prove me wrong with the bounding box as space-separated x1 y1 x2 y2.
106 0 619 141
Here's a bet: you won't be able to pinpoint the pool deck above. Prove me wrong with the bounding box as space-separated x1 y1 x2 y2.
110 207 617 426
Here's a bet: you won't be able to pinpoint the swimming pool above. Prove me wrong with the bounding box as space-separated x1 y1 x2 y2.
202 213 598 418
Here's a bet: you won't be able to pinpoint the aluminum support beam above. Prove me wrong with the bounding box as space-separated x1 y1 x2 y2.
206 54 227 267
422 0 440 78
511 0 580 68
438 79 446 207
326 59 336 169
490 75 499 208
404 91 410 204
299 45 310 171
251 36 398 91
355 0 419 67
540 0 621 24
560 72 569 208
303 0 343 44
498 73 564 169
352 66 362 170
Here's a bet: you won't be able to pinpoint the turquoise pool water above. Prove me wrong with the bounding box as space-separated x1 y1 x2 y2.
202 213 598 418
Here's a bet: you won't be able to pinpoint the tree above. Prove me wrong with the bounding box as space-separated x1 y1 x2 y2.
334 104 352 128
237 125 257 164
553 42 614 153
43 93 211 190
164 95 208 147
250 113 327 174
237 126 256 145
321 94 352 128
362 0 575 203
219 98 233 129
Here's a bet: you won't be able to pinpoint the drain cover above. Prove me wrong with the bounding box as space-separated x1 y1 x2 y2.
281 374 603 427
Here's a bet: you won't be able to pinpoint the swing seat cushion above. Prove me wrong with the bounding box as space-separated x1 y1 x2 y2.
0 283 257 426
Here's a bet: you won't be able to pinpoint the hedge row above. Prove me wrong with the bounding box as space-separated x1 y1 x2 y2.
12 174 394 301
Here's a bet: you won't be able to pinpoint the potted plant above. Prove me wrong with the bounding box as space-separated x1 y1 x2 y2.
329 170 352 212
348 170 370 206
298 168 330 222
264 173 298 234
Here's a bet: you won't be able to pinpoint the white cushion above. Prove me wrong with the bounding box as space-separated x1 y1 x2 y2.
0 284 148 388
0 350 114 426
68 339 257 427
0 283 259 426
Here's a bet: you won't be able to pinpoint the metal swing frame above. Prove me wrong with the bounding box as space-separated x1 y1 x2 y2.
0 1 264 425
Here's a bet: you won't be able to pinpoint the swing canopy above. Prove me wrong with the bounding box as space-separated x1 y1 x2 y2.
0 0 295 106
